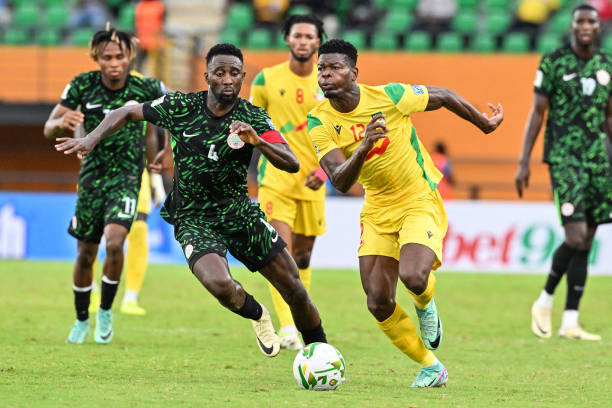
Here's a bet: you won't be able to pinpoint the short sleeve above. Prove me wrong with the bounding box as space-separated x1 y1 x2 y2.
534 55 553 96
308 112 338 161
250 105 276 136
142 92 185 130
250 71 268 109
384 83 429 115
59 77 81 110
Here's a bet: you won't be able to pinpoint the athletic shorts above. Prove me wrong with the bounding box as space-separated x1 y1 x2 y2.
173 202 287 272
358 189 448 270
68 175 141 243
258 186 326 237
549 162 612 226
136 169 151 215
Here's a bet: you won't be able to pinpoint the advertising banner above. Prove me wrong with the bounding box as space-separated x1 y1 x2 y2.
2 192 611 274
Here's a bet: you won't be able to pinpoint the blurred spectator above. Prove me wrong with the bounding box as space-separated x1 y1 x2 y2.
413 0 457 35
134 0 166 76
69 0 110 29
0 0 10 28
431 142 454 200
511 0 560 41
346 0 382 29
253 0 290 26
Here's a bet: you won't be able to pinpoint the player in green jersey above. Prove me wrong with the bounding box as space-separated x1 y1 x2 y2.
44 26 166 345
516 4 612 341
55 43 328 357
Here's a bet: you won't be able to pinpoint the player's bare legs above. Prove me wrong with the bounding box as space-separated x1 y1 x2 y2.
92 223 128 344
192 253 280 357
67 240 98 344
360 254 446 387
292 233 315 290
260 248 326 346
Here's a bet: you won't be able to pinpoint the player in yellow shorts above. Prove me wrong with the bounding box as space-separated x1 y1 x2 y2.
250 14 327 349
308 39 504 387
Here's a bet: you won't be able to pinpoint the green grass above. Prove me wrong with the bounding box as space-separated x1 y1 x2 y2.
1 260 611 407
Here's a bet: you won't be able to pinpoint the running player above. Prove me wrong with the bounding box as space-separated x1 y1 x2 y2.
55 43 328 357
516 4 612 341
43 26 167 344
250 14 327 350
308 39 503 387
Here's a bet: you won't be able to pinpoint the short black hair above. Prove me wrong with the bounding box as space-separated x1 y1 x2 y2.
573 3 598 16
282 14 326 41
206 43 243 66
89 25 135 60
318 39 358 67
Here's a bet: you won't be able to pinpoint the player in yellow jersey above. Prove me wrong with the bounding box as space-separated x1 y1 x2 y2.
250 14 327 350
308 40 504 387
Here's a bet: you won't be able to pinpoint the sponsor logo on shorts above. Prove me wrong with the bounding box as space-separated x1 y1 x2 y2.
184 244 193 259
71 216 77 229
561 202 575 217
427 231 433 239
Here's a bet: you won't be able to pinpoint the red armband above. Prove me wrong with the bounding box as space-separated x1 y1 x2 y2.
260 130 286 144
314 167 328 182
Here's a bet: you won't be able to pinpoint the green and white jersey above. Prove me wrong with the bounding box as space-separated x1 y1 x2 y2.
142 91 281 223
60 70 166 187
534 44 612 165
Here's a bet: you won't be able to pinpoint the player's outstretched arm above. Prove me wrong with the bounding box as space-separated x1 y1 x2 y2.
320 114 388 193
515 93 548 198
229 120 299 173
43 104 85 140
425 86 504 134
55 104 145 157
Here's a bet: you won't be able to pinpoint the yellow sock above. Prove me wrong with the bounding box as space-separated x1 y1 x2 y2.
299 266 312 292
125 220 148 293
92 258 98 283
376 303 436 367
408 273 436 310
269 283 294 327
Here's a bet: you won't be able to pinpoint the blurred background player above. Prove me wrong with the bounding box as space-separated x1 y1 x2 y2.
44 26 167 344
250 14 327 350
309 39 503 387
516 4 612 341
430 141 454 200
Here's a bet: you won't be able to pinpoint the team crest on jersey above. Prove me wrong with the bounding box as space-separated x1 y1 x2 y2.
334 125 342 135
597 70 610 85
412 85 424 95
561 202 575 217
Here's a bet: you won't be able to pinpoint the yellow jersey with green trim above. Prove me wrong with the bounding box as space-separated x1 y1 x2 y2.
308 83 442 208
250 61 326 201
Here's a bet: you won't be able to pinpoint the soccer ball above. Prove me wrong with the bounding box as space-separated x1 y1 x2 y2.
292 342 346 391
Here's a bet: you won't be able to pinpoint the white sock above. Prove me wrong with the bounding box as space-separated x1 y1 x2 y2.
535 290 554 308
561 310 578 329
279 325 298 336
122 289 138 303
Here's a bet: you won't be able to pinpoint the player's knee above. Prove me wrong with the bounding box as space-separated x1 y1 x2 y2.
105 240 124 260
366 294 395 321
293 250 312 269
283 277 309 306
206 275 236 302
400 268 429 294
75 248 96 269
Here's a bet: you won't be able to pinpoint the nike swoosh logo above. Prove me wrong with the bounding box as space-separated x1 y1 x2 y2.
535 321 548 335
100 330 112 341
256 336 275 355
86 102 102 109
117 213 133 219
429 317 442 349
563 73 577 81
183 131 199 138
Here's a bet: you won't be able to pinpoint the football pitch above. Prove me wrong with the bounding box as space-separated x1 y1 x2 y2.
1 260 611 407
